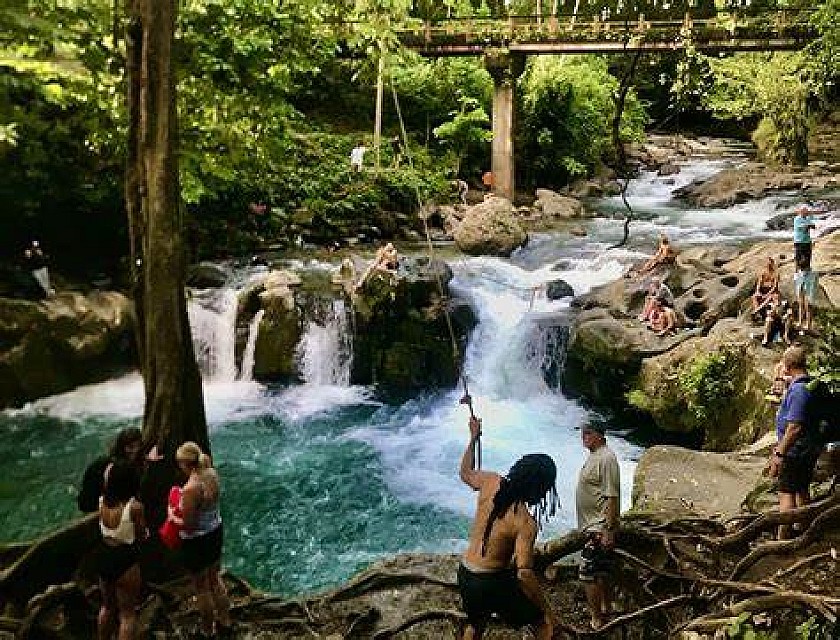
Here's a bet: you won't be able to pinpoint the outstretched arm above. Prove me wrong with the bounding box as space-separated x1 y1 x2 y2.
460 416 493 490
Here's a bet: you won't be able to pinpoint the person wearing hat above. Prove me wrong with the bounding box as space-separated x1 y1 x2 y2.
576 422 620 630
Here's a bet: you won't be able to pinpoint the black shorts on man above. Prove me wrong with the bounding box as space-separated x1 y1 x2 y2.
579 535 614 582
457 563 542 628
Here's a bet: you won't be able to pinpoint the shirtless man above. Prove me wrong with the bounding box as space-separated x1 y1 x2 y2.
458 416 558 640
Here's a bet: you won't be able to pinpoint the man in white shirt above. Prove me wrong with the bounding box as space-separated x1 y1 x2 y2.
349 144 367 172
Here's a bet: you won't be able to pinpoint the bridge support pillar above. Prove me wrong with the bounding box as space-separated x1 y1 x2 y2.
484 51 525 201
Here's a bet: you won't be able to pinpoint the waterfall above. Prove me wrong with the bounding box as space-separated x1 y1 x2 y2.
239 309 265 381
187 287 239 382
296 299 352 386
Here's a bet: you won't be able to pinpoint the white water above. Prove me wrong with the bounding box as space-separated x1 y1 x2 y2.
239 310 265 382
188 288 239 382
297 299 352 386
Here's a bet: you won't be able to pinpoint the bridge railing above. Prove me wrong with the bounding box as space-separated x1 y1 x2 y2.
387 10 813 47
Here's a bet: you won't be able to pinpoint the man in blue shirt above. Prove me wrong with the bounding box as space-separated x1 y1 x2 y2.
792 205 816 270
768 346 820 539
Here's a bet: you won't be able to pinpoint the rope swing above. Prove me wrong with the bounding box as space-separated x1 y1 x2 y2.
388 78 482 469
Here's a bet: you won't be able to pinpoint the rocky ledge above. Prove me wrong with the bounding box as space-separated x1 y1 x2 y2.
0 291 136 409
565 231 838 450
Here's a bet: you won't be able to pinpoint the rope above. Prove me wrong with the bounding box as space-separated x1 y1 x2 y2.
389 78 481 469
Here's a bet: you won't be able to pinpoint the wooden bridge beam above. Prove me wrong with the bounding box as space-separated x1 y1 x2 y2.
484 51 526 201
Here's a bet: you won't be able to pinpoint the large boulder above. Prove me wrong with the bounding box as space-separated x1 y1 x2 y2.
186 262 229 288
627 319 776 450
632 445 768 518
350 256 476 396
452 196 527 257
533 190 588 220
0 291 136 408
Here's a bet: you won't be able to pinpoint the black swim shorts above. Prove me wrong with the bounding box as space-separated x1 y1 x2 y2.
778 453 819 494
579 535 614 582
457 564 543 628
794 242 812 270
181 524 223 574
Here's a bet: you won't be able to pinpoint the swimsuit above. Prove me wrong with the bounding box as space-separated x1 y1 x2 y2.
457 563 542 628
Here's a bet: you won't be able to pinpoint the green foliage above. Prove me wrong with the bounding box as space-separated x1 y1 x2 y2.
702 52 812 165
433 97 492 175
518 56 646 188
677 345 746 427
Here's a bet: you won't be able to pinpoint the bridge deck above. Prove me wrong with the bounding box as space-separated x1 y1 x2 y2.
333 12 816 56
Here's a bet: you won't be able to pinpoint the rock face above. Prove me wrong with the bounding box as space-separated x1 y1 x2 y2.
632 445 768 518
563 236 840 449
452 196 527 257
0 291 136 409
673 162 838 208
533 189 588 220
350 256 476 395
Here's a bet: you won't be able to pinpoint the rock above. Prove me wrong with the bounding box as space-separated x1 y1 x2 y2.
252 305 301 382
569 225 587 237
452 196 527 257
534 190 587 219
0 291 136 409
631 445 767 518
186 262 229 288
657 162 681 177
545 279 574 300
766 210 795 231
628 320 775 450
349 256 476 395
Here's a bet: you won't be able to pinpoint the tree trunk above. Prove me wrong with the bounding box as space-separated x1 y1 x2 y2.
125 0 209 458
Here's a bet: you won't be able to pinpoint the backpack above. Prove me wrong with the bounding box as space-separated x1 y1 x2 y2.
804 377 840 448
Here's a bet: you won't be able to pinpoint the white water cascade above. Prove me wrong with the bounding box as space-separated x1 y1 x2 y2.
296 298 353 386
188 287 240 382
239 309 265 382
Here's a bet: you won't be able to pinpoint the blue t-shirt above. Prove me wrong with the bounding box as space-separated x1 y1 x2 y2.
775 375 815 455
793 215 815 244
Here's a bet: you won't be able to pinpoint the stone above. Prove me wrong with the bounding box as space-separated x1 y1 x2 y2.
545 279 574 300
452 196 527 257
0 291 136 409
534 189 586 219
657 162 681 177
186 262 229 288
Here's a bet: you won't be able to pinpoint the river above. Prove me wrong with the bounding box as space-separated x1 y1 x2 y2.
0 151 817 596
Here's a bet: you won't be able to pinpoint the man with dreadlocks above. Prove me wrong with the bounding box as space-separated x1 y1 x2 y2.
576 422 621 630
457 416 558 640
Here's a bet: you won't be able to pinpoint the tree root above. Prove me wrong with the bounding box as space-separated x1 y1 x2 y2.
370 608 464 639
319 569 456 604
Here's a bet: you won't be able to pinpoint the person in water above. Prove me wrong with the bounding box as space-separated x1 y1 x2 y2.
97 460 148 640
172 442 232 636
457 416 558 640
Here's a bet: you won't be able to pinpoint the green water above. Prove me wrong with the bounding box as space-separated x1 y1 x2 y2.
0 399 469 596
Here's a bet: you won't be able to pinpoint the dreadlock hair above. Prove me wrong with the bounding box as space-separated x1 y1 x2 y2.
481 453 558 556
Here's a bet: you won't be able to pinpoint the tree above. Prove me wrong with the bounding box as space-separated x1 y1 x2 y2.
125 0 209 459
433 96 492 177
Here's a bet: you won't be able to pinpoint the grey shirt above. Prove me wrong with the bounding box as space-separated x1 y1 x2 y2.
576 445 620 533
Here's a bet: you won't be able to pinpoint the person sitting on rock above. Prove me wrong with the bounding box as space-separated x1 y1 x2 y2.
765 357 792 406
647 297 679 337
760 300 794 347
637 234 678 275
751 256 780 319
637 278 674 322
354 242 399 291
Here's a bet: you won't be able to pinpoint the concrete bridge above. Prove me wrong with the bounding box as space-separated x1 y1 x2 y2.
336 8 817 199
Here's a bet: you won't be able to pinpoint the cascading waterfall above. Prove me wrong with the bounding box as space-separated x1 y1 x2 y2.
296 298 352 386
187 287 240 381
239 309 265 381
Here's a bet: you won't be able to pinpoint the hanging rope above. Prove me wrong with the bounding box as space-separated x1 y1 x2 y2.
389 79 481 469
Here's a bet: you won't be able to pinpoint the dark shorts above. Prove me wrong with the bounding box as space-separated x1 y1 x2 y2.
97 541 140 583
794 242 812 270
181 525 223 574
778 453 819 494
579 535 614 582
457 564 542 629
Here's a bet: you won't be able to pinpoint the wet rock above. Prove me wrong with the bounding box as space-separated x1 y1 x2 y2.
545 279 574 300
534 190 588 220
186 262 229 288
657 162 681 177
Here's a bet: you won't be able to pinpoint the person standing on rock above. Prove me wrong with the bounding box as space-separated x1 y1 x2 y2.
24 239 55 298
576 422 621 630
457 416 558 640
792 205 816 271
768 345 822 540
